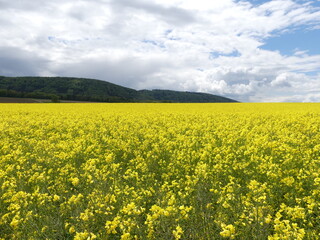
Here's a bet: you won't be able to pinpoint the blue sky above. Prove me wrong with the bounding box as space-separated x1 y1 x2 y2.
262 27 320 56
0 0 319 102
249 0 320 57
249 0 320 7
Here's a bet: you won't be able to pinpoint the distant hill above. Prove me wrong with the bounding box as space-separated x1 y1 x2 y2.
0 76 238 103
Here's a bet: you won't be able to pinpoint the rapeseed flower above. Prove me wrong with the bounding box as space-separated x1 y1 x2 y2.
0 103 319 239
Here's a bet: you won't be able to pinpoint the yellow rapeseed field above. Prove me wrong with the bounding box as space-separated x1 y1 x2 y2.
0 103 319 239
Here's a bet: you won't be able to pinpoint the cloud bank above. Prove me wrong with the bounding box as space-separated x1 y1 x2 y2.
0 0 319 102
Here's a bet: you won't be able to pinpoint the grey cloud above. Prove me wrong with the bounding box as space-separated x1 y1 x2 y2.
0 1 40 10
0 47 50 76
0 0 64 11
270 80 292 88
111 0 196 25
0 16 13 28
53 56 172 89
66 2 108 22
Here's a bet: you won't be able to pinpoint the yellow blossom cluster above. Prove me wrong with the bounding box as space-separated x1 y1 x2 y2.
0 103 319 239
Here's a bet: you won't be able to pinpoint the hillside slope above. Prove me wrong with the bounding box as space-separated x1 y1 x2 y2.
0 76 238 103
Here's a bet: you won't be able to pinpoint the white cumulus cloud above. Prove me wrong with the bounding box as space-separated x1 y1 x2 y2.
0 0 319 102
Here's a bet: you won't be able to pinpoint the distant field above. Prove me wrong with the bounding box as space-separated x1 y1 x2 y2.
0 103 319 239
0 97 41 103
0 97 92 103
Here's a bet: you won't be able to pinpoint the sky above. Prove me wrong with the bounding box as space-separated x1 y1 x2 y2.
0 0 319 102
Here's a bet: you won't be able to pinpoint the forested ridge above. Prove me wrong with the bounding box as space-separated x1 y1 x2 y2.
0 76 238 103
